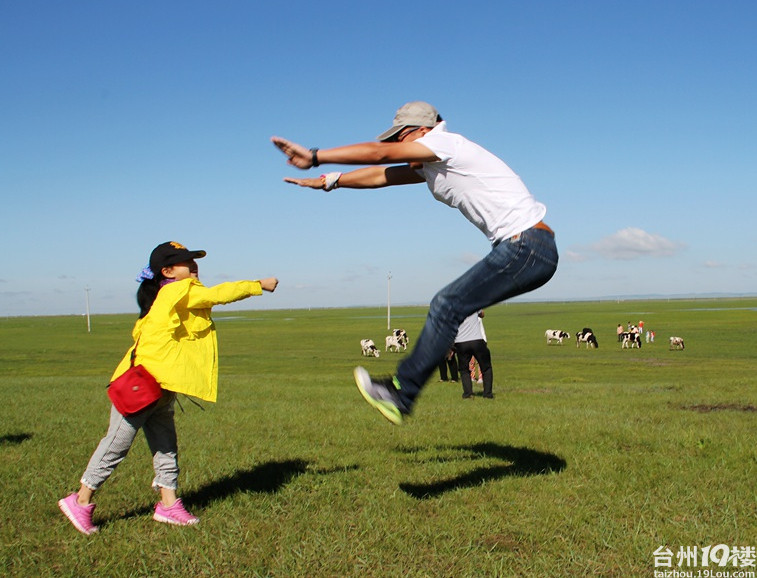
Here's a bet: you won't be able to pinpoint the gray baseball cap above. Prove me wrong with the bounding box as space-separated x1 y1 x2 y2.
376 101 441 142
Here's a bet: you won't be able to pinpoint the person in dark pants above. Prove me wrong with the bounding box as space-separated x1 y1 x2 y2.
438 348 459 382
455 310 493 399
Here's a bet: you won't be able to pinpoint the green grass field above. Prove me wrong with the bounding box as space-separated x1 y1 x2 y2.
1 298 756 577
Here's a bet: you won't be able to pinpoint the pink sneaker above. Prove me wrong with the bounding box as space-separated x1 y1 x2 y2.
58 493 99 535
153 498 199 526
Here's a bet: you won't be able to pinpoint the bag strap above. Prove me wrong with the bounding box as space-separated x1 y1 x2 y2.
129 337 140 367
174 394 205 414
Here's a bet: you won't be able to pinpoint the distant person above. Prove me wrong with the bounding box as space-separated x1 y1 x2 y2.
58 242 278 535
470 313 488 384
455 310 493 399
438 348 459 382
617 324 624 342
470 310 489 384
273 101 557 424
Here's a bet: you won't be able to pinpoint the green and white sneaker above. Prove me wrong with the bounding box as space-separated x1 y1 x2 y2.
353 366 410 425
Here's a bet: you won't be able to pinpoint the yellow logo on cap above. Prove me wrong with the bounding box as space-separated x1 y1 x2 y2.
170 242 187 250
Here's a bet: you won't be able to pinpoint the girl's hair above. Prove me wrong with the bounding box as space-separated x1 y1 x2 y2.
136 270 166 318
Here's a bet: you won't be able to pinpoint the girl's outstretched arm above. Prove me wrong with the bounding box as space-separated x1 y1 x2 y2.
184 279 276 308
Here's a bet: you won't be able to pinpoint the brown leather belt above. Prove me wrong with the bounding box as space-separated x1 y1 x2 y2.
532 220 554 235
497 221 554 245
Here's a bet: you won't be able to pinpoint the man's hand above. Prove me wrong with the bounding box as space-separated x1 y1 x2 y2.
283 177 324 189
271 137 312 169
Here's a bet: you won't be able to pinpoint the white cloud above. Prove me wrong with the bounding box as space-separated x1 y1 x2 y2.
564 250 589 263
589 228 684 261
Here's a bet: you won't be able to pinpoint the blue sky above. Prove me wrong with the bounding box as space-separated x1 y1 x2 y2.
2 1 755 317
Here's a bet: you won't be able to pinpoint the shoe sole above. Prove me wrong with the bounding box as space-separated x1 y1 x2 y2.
58 498 98 535
153 512 199 526
353 367 403 425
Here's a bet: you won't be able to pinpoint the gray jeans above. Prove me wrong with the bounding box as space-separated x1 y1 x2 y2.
81 390 179 491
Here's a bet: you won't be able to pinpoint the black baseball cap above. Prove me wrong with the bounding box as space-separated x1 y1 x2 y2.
149 241 206 274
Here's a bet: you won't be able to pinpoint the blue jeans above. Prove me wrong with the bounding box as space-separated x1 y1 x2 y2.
395 226 558 408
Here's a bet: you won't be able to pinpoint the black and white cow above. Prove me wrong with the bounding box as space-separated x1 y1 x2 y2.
669 336 685 350
545 329 570 345
360 339 380 358
385 334 405 352
391 329 409 349
576 328 598 348
620 331 642 349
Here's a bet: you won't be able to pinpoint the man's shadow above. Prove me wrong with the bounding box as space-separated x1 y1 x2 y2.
397 442 567 499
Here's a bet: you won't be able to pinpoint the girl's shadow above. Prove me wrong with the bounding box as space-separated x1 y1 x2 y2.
113 459 310 523
185 459 310 507
0 433 32 446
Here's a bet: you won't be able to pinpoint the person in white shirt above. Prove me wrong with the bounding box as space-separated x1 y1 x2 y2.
455 310 493 399
272 101 557 425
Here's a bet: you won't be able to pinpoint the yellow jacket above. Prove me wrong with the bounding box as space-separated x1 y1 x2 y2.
110 278 263 402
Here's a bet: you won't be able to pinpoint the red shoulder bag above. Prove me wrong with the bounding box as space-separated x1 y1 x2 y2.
107 342 163 416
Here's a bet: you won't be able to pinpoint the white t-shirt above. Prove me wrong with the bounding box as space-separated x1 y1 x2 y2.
416 122 547 243
455 311 487 343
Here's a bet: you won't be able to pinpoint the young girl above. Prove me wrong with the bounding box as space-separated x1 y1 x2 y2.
59 241 278 534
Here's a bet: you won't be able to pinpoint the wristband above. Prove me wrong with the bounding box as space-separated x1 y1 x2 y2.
321 172 341 191
310 147 320 167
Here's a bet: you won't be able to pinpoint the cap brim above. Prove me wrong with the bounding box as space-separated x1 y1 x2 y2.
376 125 407 142
163 250 206 267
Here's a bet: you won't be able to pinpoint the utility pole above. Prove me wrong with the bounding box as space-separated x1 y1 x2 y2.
85 287 91 333
387 272 392 330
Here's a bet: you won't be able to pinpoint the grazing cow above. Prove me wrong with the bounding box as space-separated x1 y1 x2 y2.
621 332 642 349
545 329 570 345
391 329 409 350
360 339 380 358
669 336 685 350
576 328 598 348
385 334 405 352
